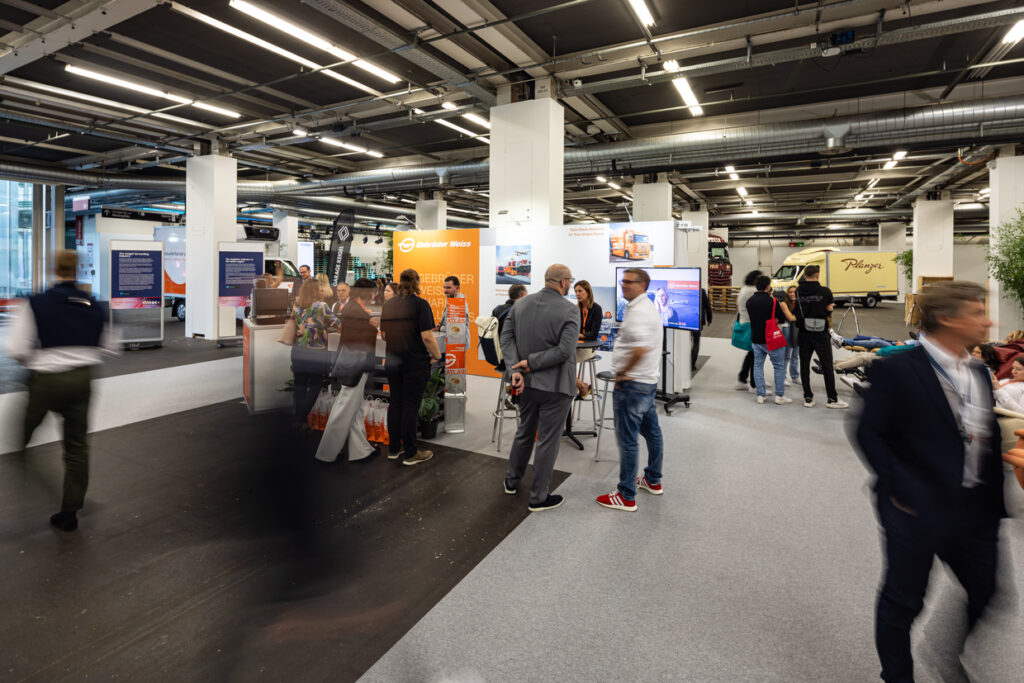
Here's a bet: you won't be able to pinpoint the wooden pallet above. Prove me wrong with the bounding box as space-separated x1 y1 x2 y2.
710 286 740 313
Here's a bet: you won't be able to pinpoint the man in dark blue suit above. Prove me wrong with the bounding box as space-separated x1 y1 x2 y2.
855 281 1006 682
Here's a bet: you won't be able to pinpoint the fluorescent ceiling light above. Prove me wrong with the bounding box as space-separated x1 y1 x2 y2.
436 118 490 144
608 182 621 190
170 2 381 96
292 127 307 137
883 160 898 170
462 113 491 130
980 186 991 194
664 60 680 73
441 101 458 110
892 150 908 160
867 178 879 188
751 210 759 216
729 173 739 181
321 137 384 158
745 200 753 206
627 0 656 27
1003 20 1024 45
725 165 735 172
855 194 864 200
670 76 704 117
596 175 608 183
736 186 748 197
229 0 400 83
64 64 240 118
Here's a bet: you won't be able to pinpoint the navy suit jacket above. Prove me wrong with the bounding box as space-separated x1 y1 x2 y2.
855 346 1006 525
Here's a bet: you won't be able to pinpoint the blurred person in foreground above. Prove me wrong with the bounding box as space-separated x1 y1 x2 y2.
4 250 118 531
292 274 338 425
854 281 1006 682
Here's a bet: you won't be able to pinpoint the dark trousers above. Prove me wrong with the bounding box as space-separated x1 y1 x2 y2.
291 346 328 422
691 331 702 371
22 366 92 512
799 331 837 401
738 350 755 387
875 493 1000 682
386 359 430 457
506 388 573 505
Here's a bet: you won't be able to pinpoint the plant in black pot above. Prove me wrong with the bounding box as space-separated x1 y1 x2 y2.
418 368 446 438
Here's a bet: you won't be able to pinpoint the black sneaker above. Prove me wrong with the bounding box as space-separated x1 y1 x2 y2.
50 511 78 532
503 481 517 495
528 494 563 512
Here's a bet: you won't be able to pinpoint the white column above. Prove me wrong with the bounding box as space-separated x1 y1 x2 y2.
273 209 298 263
679 209 710 284
186 154 237 340
415 193 447 230
911 199 954 293
989 154 1024 340
489 98 564 228
878 222 907 302
633 181 672 222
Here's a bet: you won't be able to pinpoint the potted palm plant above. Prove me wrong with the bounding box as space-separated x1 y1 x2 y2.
418 368 446 438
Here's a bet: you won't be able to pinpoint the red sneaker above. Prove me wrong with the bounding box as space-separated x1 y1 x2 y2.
637 476 663 495
596 492 636 512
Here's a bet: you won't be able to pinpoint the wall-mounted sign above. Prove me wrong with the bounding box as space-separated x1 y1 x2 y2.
72 196 90 212
102 207 182 224
789 242 805 247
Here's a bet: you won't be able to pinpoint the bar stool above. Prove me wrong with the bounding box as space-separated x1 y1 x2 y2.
594 371 616 462
491 374 519 451
575 353 600 427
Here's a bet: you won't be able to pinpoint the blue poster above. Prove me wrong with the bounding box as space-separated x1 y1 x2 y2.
218 251 263 306
111 249 162 309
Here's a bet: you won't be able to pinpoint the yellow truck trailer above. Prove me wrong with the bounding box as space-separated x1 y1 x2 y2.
770 247 899 308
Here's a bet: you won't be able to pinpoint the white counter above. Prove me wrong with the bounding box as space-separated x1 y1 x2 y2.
243 319 294 414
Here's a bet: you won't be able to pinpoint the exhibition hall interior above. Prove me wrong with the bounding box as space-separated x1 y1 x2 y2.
3 0 1024 680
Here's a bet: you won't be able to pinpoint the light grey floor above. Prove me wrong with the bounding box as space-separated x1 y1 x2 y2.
364 337 1024 683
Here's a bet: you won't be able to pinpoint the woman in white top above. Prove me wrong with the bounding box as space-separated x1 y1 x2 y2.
735 270 762 391
993 355 1024 414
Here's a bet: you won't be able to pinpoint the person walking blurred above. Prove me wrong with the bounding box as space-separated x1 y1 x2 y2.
4 250 118 532
380 269 442 466
734 270 762 392
292 276 337 425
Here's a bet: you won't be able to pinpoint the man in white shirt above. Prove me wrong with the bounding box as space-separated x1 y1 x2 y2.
597 268 664 512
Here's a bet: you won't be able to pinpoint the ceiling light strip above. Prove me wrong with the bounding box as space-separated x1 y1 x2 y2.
64 65 241 118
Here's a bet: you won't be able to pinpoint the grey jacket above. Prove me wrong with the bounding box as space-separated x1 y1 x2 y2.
499 286 580 397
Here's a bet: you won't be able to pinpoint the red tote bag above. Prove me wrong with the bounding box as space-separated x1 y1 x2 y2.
765 298 787 351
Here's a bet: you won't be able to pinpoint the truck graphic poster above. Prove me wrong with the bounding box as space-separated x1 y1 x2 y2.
608 225 653 262
495 245 531 285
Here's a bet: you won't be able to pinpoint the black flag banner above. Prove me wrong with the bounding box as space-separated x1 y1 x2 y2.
328 209 355 286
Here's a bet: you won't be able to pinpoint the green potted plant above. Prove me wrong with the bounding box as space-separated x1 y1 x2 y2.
893 249 913 289
418 367 446 438
987 208 1024 313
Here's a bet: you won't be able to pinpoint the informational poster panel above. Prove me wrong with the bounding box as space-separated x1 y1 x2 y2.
297 240 315 274
444 297 468 394
217 242 264 340
109 240 163 345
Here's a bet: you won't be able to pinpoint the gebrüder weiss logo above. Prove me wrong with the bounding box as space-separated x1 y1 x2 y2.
398 237 416 253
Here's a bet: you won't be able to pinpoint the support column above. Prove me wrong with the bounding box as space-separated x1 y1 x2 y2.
415 192 447 230
878 222 907 302
489 98 563 228
31 184 44 291
273 209 298 263
989 154 1024 340
633 180 671 223
911 199 954 293
675 209 709 392
185 154 237 340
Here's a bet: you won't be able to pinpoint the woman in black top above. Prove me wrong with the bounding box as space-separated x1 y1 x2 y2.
574 280 603 362
380 269 442 465
316 278 379 463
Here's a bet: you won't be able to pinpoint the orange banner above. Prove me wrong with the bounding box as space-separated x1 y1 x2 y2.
393 229 494 377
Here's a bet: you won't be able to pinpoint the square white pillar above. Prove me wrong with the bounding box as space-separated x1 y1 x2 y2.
989 155 1024 339
274 209 299 263
416 198 447 230
489 98 564 228
879 222 907 302
186 154 237 339
633 182 672 222
911 200 954 293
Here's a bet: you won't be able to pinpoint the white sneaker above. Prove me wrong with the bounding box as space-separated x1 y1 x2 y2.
774 396 793 405
827 399 850 409
748 386 757 394
784 378 792 387
735 382 749 391
829 329 844 349
756 395 766 404
804 398 815 408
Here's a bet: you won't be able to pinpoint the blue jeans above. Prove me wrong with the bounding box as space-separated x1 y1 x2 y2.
783 324 800 379
752 343 787 397
613 381 663 501
844 334 893 349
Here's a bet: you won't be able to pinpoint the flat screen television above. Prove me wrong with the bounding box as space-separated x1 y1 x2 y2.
615 266 702 332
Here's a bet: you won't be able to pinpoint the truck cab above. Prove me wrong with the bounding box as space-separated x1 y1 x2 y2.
707 235 732 285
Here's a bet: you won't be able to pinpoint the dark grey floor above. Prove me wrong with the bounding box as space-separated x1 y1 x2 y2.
0 400 567 682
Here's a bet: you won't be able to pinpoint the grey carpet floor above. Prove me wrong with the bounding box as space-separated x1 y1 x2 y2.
360 337 1024 683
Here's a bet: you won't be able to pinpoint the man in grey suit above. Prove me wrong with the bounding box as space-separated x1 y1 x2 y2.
499 263 580 511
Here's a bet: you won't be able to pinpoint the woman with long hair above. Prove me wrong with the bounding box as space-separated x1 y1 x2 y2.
315 273 337 309
291 278 339 424
574 280 603 362
380 269 442 465
735 269 762 392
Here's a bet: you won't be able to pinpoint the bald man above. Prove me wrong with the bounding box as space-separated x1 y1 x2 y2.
499 264 580 511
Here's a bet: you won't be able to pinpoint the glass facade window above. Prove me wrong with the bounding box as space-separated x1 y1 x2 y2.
0 180 34 303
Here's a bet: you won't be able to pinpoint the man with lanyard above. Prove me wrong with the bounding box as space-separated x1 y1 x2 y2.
596 268 664 512
855 281 1005 682
5 250 119 532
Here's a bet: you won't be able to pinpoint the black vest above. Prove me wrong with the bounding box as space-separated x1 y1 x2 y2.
28 282 106 349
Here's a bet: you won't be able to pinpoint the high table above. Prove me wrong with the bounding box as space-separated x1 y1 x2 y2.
563 340 603 450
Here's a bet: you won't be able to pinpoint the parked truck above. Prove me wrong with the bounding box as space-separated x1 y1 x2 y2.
707 234 733 285
770 247 898 308
610 229 652 260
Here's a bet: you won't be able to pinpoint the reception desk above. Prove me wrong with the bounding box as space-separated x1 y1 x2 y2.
243 319 293 414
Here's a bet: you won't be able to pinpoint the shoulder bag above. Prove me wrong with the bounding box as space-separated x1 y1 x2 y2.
797 292 827 333
731 311 752 351
765 298 787 351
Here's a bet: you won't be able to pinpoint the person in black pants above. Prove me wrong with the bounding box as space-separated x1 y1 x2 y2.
380 269 442 466
793 265 847 409
692 287 713 371
854 281 1006 683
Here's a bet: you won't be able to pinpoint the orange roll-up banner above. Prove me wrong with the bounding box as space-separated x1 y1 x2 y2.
393 230 495 378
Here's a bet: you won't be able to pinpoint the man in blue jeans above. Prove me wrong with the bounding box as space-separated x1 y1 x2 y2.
597 268 664 512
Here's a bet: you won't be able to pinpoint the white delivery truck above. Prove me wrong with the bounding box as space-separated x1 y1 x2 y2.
154 226 300 321
771 247 899 308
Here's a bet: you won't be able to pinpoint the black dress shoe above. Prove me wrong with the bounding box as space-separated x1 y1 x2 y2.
50 511 78 532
